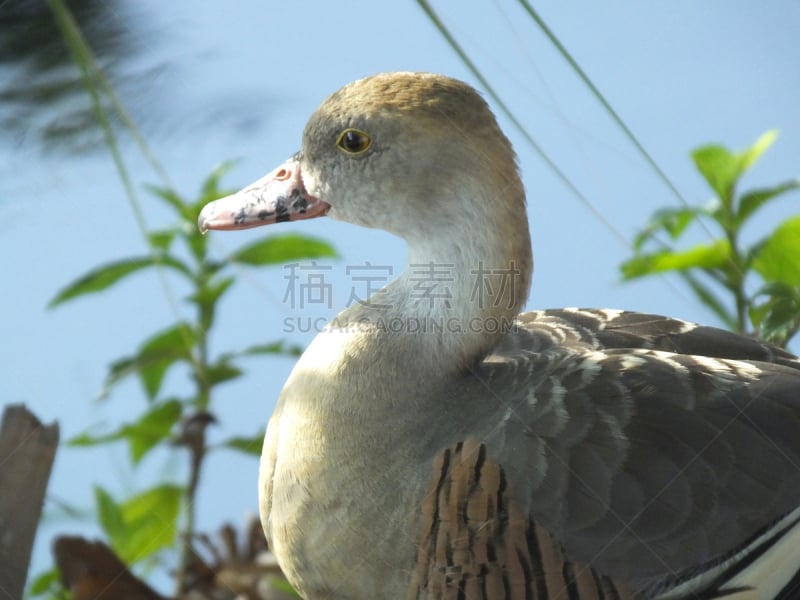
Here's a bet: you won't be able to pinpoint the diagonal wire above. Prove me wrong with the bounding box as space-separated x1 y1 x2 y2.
516 1 733 274
416 0 631 250
516 0 691 211
416 0 713 311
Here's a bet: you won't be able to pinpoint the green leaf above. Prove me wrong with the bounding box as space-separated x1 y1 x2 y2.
751 282 800 347
621 239 732 280
148 228 179 252
690 131 778 208
751 216 800 286
204 360 243 387
49 255 193 308
749 302 770 329
755 281 800 299
96 484 182 564
27 568 61 596
187 227 208 262
633 206 706 250
189 276 235 309
118 484 182 563
68 428 119 448
691 144 740 206
126 399 183 463
103 323 196 400
229 233 338 266
221 431 265 456
652 207 700 240
761 308 796 347
239 340 304 358
139 323 196 399
738 129 778 173
736 178 800 227
94 486 126 544
68 400 183 464
51 257 154 308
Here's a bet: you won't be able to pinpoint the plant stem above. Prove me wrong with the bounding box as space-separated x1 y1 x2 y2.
174 410 213 595
174 264 215 594
721 204 749 334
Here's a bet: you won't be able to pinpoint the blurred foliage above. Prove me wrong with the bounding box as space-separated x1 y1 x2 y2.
43 166 335 596
28 1 333 596
622 131 800 347
0 0 151 152
0 0 270 161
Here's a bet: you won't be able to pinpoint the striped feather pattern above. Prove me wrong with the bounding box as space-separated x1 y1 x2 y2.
409 438 634 599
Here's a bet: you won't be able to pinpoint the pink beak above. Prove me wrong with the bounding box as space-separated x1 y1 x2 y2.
198 156 329 232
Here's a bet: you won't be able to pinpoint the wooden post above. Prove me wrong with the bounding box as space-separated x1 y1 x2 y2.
0 404 59 599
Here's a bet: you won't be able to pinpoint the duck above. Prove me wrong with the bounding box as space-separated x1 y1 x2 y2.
198 72 800 599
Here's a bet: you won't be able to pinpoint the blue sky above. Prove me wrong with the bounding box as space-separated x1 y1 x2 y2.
2 1 799 588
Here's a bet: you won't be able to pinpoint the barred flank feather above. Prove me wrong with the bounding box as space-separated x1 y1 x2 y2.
410 439 634 599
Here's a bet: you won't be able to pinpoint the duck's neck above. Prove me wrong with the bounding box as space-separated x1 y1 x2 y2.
336 189 532 377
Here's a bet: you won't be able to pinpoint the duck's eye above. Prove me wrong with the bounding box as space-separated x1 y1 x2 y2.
336 129 371 155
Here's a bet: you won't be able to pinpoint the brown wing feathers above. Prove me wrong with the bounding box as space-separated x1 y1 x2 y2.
410 438 633 599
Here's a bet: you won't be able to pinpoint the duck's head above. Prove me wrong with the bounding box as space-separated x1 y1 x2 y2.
198 72 528 249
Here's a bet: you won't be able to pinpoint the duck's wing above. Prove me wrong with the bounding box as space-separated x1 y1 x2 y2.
473 308 800 595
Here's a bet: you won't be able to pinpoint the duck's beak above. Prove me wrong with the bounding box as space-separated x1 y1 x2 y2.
198 155 329 233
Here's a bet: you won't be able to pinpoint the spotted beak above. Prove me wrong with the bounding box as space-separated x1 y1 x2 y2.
197 156 329 232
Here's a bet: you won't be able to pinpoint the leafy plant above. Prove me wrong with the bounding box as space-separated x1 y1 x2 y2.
24 2 330 596
46 168 336 593
621 131 800 347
